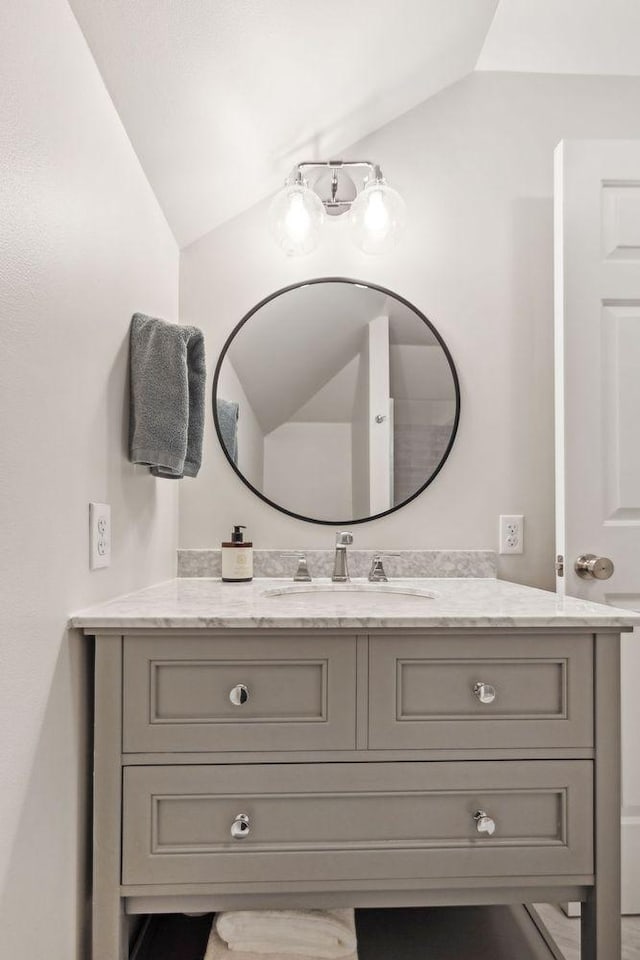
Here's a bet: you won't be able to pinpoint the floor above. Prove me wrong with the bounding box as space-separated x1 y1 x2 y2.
535 904 640 959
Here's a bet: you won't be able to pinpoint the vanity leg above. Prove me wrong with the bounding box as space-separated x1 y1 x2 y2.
92 635 127 960
581 633 621 960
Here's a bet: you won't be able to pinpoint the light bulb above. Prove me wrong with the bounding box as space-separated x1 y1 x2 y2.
350 178 406 254
268 179 324 256
363 188 390 233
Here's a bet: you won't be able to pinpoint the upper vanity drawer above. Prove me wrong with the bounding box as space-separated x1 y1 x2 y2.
123 633 357 753
369 634 593 750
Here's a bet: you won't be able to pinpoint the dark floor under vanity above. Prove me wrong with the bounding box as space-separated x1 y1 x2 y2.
134 906 562 960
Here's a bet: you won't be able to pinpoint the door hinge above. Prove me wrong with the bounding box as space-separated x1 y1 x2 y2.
555 554 564 577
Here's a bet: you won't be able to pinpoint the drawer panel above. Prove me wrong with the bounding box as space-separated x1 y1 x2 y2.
123 634 356 752
369 635 593 750
122 761 593 886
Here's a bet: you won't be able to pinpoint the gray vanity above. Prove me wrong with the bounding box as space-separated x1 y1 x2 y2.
72 572 637 960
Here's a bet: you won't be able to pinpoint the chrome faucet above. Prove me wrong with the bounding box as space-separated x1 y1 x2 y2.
280 552 312 582
368 553 400 582
332 532 353 582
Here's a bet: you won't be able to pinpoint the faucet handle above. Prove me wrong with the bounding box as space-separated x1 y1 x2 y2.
368 552 401 582
280 552 312 582
335 531 354 546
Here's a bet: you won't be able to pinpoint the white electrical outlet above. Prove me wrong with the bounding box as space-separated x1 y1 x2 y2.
90 502 111 569
499 514 524 555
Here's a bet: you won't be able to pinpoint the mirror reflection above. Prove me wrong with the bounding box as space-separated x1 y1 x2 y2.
214 279 459 524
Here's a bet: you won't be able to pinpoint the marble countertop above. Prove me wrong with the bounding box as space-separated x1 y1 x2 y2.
70 577 640 630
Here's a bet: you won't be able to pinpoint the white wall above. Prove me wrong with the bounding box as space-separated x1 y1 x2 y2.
264 422 353 520
217 358 265 489
0 1 179 955
180 72 640 588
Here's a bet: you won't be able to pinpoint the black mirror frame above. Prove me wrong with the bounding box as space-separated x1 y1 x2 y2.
212 277 461 526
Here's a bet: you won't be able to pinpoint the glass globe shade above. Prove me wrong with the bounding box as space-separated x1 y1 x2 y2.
349 180 406 254
268 181 325 256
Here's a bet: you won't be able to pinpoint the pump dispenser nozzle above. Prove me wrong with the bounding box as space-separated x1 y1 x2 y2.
231 525 246 543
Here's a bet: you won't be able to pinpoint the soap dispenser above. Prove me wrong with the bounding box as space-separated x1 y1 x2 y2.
221 525 253 583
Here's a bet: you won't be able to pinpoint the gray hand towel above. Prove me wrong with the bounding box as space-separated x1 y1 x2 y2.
216 398 239 464
129 312 206 478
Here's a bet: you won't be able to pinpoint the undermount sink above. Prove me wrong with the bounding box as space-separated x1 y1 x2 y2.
261 582 438 600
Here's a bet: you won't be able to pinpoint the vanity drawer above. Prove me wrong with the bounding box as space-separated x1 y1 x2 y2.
122 760 593 886
368 634 593 750
122 634 357 753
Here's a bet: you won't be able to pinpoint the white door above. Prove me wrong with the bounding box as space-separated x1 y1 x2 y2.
555 139 640 914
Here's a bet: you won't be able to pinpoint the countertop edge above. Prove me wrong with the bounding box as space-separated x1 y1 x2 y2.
71 616 638 631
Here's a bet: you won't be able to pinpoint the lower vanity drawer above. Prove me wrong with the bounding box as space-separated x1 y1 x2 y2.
122 761 593 886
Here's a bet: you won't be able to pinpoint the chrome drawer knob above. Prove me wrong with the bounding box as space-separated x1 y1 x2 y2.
229 683 249 706
575 554 614 580
474 810 496 836
230 814 250 839
473 681 496 704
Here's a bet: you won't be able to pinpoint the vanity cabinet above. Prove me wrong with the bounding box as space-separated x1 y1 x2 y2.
88 626 623 960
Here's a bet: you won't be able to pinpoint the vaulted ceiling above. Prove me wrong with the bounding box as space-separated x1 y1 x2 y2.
477 0 640 75
68 0 640 248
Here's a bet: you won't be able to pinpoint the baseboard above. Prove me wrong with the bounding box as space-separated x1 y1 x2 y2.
622 814 640 915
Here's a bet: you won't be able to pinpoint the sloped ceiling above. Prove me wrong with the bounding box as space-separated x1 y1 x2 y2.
477 0 640 75
68 0 640 248
68 0 498 247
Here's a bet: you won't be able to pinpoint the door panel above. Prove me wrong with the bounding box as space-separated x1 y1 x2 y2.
601 303 640 523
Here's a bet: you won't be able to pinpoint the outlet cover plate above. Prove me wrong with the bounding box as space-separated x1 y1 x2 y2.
499 514 524 555
90 502 111 569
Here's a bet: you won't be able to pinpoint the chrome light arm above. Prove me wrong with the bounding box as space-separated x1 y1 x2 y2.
290 161 384 212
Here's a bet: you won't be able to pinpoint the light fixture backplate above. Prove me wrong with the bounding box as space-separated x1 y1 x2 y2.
313 168 357 217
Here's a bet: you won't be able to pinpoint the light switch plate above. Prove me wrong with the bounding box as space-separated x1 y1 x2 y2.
89 502 111 569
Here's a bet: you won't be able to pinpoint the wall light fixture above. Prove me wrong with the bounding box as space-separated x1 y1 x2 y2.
268 161 405 257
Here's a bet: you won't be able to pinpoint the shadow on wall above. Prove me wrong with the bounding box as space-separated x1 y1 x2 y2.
0 629 93 957
499 195 555 590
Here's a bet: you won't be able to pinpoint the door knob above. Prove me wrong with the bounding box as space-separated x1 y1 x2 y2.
574 554 614 580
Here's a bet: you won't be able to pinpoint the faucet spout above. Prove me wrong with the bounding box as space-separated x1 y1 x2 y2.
332 531 353 582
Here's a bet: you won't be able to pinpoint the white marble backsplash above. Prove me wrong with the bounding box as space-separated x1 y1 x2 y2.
177 549 497 580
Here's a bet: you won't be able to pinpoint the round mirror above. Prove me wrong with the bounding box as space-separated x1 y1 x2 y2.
213 278 460 524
